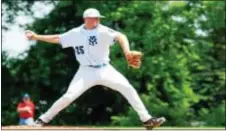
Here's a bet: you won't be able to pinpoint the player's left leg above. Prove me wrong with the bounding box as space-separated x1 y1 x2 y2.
99 64 165 129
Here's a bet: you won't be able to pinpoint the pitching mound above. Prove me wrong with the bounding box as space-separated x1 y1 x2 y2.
2 126 224 131
2 125 87 129
1 125 145 130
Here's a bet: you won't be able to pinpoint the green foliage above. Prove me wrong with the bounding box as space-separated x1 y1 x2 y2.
199 102 225 126
2 1 225 127
2 0 55 30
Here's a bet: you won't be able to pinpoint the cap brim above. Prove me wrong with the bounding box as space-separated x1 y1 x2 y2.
23 95 29 98
84 15 105 18
23 97 29 99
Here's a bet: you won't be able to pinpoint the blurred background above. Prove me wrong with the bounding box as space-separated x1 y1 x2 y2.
1 0 225 127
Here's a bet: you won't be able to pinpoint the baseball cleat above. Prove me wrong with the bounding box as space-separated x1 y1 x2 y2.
143 117 166 130
32 119 46 127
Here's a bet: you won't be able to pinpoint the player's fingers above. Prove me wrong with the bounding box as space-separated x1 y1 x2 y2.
25 30 33 35
25 31 32 37
25 31 36 40
26 34 32 40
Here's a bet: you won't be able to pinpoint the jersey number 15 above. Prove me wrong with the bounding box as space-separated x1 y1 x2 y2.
75 46 84 55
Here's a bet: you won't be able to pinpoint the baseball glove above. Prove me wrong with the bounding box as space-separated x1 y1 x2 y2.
126 51 143 69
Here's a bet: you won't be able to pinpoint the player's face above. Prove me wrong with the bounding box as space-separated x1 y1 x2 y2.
23 98 30 103
84 17 100 29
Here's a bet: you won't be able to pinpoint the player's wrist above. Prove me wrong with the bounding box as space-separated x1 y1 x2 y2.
35 34 40 40
124 51 131 56
124 51 132 61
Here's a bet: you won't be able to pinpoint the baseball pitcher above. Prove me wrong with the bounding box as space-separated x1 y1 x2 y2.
25 8 165 130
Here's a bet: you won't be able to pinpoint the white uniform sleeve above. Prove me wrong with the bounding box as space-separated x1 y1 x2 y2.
107 27 121 45
59 29 76 48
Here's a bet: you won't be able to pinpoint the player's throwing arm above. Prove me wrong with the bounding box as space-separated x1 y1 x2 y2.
25 30 60 44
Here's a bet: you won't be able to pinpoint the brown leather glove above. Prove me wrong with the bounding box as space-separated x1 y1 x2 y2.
125 51 143 69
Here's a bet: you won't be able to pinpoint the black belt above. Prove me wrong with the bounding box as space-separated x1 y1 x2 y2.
88 63 107 68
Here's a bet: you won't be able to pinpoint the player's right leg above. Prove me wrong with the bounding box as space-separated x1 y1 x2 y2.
33 66 95 126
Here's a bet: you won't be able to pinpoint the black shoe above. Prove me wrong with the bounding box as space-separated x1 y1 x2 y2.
143 117 166 130
33 119 46 127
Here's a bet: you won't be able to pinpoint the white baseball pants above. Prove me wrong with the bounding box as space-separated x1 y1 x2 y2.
39 64 151 123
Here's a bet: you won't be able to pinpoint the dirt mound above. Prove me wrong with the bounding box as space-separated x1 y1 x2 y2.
2 125 103 130
1 126 143 130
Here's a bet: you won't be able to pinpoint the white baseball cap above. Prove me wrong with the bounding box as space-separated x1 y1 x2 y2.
83 8 105 18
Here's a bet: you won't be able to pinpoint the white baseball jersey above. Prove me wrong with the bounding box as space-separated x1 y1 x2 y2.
59 24 120 66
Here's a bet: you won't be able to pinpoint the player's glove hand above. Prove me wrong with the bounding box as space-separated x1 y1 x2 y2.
125 51 143 69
